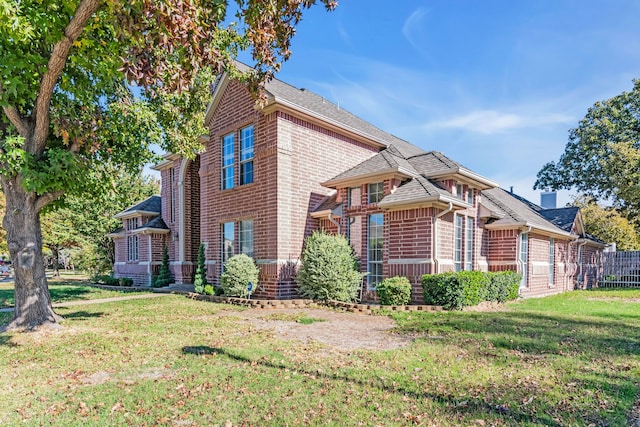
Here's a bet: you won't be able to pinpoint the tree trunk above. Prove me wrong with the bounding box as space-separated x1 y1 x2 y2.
52 247 60 278
1 176 61 330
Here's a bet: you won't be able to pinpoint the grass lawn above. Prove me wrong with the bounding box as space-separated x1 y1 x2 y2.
0 273 148 324
1 288 639 426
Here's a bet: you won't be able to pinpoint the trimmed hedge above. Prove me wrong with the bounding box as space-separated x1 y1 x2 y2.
91 274 133 287
376 276 412 305
422 270 521 310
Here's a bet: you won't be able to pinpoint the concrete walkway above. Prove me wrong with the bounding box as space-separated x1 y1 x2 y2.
0 293 171 313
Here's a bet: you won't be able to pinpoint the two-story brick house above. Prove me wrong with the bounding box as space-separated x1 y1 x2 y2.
111 69 606 300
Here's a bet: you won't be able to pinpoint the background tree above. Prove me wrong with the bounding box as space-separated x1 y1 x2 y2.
41 209 80 277
0 0 337 330
535 80 640 224
572 196 640 251
0 190 6 256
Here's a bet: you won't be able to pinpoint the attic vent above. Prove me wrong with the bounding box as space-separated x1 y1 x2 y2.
300 88 306 91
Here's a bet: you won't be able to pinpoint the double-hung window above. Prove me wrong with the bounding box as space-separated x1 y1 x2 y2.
454 215 463 272
222 133 235 190
239 220 254 258
465 217 474 271
367 213 384 289
222 222 235 266
240 126 254 185
367 182 384 204
519 232 529 288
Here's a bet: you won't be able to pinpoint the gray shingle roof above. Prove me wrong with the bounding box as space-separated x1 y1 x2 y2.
481 188 570 235
324 145 416 184
378 176 454 208
246 67 426 158
539 207 579 233
119 195 161 216
137 216 169 231
408 151 462 177
312 193 341 213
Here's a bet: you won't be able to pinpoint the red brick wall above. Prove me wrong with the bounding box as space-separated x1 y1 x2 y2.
201 80 377 298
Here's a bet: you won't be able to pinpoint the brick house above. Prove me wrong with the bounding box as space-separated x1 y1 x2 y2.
111 70 606 300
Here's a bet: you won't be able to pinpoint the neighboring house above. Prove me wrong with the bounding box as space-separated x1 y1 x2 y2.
111 69 606 300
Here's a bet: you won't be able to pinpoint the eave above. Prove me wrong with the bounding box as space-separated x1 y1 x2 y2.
132 228 170 236
484 221 576 239
151 153 181 171
377 195 470 211
114 211 160 219
321 167 416 189
427 169 498 190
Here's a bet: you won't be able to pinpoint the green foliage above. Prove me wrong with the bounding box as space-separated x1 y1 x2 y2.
154 246 173 288
220 254 259 298
203 284 215 296
118 277 133 287
422 271 521 310
193 243 208 294
572 195 640 250
297 231 364 302
91 274 119 286
535 79 640 222
376 276 412 305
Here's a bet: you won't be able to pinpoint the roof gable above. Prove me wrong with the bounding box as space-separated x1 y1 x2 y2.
114 195 161 219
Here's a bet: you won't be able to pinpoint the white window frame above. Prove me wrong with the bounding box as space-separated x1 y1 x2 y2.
239 220 254 258
222 222 235 266
127 235 139 262
519 232 529 288
454 215 463 272
367 213 384 289
367 182 384 204
465 217 474 271
169 167 176 223
222 133 235 190
240 125 254 185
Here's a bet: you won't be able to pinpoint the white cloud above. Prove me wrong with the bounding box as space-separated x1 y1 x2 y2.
402 8 430 55
424 110 573 134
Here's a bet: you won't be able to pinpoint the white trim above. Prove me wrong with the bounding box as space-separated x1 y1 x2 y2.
205 260 217 266
114 262 126 266
388 258 434 265
170 261 194 266
486 261 518 266
531 261 550 266
437 259 455 266
255 259 302 265
114 210 159 219
178 158 190 263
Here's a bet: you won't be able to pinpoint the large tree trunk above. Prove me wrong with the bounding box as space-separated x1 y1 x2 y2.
1 176 61 331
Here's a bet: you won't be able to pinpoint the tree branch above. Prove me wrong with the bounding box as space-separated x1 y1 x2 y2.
0 84 29 137
35 191 64 213
30 0 100 155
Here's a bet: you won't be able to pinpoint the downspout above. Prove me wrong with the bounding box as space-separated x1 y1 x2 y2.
328 213 341 234
577 240 587 288
432 202 453 274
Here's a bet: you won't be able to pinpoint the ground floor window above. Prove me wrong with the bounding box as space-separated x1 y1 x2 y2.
239 220 254 258
222 222 235 266
454 215 463 272
520 232 529 287
465 217 474 271
127 235 138 261
367 213 383 289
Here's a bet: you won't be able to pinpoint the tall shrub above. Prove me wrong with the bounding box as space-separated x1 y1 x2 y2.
297 231 364 302
193 243 208 294
220 254 259 297
154 245 173 287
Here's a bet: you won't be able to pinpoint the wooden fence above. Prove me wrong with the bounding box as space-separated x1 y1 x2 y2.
597 251 640 288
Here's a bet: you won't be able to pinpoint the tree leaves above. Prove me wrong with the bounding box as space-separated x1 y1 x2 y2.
535 79 640 222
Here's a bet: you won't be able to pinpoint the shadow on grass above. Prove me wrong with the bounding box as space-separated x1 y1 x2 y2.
0 334 16 347
181 345 559 426
61 311 104 320
0 286 95 308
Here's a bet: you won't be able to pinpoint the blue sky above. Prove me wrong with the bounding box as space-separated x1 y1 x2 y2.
262 0 640 206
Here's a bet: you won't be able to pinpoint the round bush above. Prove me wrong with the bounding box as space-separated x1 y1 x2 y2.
297 231 364 302
376 276 411 305
220 254 259 297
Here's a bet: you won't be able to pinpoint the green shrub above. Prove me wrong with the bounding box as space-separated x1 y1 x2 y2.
154 245 173 287
422 270 521 310
91 274 119 286
220 254 259 297
118 277 133 287
203 284 215 296
297 231 364 302
376 276 412 305
194 243 208 294
487 271 521 302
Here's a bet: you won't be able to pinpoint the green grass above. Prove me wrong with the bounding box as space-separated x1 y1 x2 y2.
0 288 639 426
262 311 327 324
0 275 146 308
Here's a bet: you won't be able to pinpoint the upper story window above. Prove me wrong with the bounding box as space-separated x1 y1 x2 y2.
126 218 138 231
367 182 384 204
466 188 474 205
456 183 464 200
222 133 235 190
348 186 361 207
240 126 254 185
